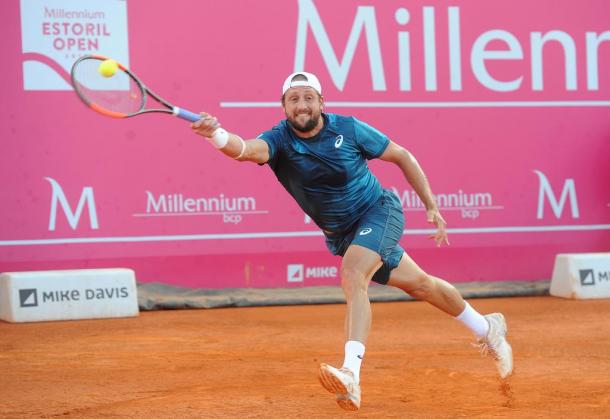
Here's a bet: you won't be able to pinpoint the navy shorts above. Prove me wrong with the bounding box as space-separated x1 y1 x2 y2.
324 189 405 285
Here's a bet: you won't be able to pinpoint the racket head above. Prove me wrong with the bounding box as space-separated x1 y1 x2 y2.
70 55 148 118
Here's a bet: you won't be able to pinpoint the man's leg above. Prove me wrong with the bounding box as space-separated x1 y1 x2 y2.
341 244 381 343
386 252 513 378
386 252 465 316
318 244 381 411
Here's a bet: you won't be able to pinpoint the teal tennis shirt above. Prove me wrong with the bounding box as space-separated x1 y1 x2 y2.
259 113 390 233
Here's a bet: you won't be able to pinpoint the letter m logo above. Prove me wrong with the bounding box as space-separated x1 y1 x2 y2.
533 170 579 219
294 0 386 91
45 177 99 231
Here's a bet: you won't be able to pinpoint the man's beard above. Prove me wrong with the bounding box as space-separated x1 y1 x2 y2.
288 112 321 133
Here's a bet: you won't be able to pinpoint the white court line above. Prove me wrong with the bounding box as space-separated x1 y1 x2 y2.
403 206 504 211
132 211 269 217
1 224 609 246
220 101 610 108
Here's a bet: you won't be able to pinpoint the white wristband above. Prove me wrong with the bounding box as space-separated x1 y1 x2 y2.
207 128 229 149
235 136 246 160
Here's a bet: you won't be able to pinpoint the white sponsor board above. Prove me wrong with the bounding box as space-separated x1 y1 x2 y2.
550 253 610 299
0 268 139 322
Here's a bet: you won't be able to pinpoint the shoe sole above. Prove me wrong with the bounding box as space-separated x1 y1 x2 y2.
318 364 359 411
336 394 359 411
491 313 513 379
499 342 514 379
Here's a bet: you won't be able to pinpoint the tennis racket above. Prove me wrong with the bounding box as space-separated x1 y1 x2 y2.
70 54 227 139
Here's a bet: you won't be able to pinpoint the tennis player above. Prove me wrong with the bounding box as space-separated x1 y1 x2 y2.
191 72 513 411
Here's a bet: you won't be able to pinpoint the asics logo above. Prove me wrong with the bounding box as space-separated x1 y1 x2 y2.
334 135 344 148
359 228 372 235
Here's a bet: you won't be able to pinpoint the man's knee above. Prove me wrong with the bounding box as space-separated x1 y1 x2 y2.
405 272 435 299
340 266 369 295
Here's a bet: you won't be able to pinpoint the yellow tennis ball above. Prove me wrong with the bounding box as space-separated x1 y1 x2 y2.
98 59 118 78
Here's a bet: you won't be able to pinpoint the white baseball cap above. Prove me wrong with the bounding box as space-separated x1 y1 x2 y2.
282 71 322 96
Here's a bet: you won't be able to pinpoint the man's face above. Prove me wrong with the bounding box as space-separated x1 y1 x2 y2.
282 87 324 134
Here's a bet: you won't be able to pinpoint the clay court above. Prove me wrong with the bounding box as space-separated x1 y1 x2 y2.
1 295 609 418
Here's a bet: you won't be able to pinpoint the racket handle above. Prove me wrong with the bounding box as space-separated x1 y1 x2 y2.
173 107 205 122
174 107 229 146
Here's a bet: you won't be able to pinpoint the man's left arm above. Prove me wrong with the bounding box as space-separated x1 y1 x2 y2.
379 140 449 247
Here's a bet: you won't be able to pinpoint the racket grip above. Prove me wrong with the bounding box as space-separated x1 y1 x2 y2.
175 107 229 147
173 107 205 122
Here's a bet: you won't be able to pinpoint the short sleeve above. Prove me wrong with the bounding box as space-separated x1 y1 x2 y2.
352 117 390 159
257 125 283 167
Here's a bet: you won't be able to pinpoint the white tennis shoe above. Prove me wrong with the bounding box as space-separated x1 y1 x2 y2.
477 313 513 379
318 363 361 411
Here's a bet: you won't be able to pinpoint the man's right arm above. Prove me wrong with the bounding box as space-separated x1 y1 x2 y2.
190 112 270 164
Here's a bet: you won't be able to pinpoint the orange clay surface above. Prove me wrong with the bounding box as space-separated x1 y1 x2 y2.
1 296 610 418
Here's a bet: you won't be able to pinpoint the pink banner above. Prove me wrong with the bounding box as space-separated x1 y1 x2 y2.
1 0 609 287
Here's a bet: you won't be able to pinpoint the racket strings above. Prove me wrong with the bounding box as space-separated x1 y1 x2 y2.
72 59 144 116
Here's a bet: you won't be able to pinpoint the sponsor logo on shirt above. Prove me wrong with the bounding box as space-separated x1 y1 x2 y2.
334 135 344 148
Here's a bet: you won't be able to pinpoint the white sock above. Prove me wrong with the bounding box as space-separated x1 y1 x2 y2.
455 302 489 338
342 340 365 383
